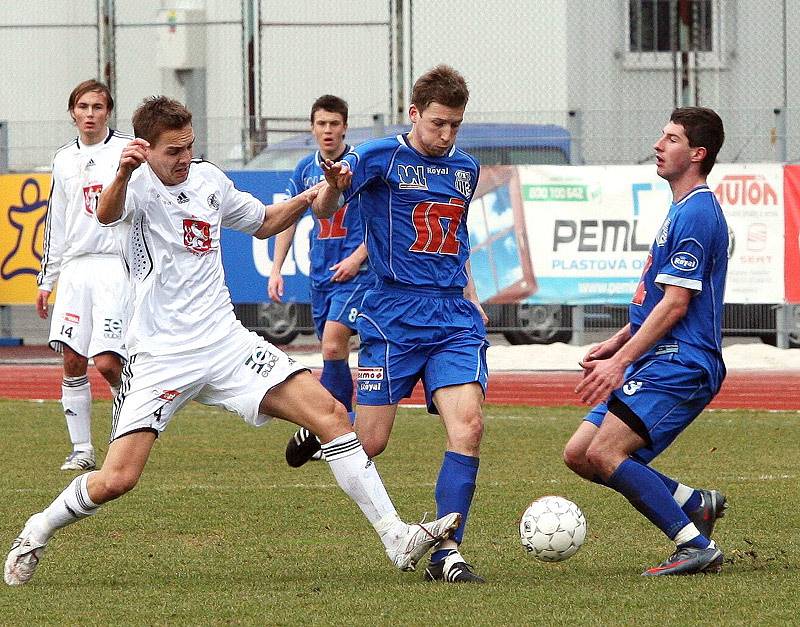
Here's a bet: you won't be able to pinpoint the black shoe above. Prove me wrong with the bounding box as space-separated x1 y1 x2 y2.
642 542 724 576
424 551 486 583
285 428 322 468
687 489 728 538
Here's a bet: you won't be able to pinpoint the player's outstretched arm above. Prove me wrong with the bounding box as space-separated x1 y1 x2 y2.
97 138 148 224
255 183 322 239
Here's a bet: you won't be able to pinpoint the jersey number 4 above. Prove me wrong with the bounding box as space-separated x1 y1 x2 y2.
409 198 465 255
317 204 349 239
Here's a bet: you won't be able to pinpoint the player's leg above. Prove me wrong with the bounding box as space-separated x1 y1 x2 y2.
320 320 355 412
4 431 155 586
260 371 459 571
585 409 722 576
564 405 726 537
424 382 486 584
93 352 123 396
60 345 95 470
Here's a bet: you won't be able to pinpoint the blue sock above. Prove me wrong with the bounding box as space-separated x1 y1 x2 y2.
434 451 479 549
607 459 709 548
320 359 353 412
647 467 702 513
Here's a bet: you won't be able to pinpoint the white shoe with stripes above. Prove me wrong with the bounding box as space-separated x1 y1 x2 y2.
4 516 47 586
60 449 96 471
386 512 461 572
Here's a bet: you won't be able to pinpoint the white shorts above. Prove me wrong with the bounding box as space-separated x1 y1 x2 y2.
49 255 129 360
110 324 308 441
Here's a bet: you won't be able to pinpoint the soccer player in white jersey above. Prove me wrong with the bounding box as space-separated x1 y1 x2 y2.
37 80 132 471
4 96 459 587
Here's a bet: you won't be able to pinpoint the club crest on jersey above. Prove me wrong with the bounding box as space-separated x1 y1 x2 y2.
670 251 698 271
398 165 428 190
158 389 181 401
182 219 211 254
82 184 103 215
455 170 472 197
207 193 220 210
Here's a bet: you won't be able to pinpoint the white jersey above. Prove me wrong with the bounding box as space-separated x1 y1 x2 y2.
106 159 266 356
37 129 133 291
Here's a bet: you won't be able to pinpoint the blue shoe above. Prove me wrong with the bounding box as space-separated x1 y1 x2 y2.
687 489 727 539
642 542 723 576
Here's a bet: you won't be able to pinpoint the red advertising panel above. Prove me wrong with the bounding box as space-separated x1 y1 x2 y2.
783 165 800 303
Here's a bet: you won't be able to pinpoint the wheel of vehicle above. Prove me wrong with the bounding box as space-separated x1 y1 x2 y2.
502 304 573 345
254 303 300 345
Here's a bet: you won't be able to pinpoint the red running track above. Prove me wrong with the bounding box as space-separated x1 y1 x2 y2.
0 365 798 410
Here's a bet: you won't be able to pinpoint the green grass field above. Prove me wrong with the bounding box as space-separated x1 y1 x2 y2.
0 399 798 626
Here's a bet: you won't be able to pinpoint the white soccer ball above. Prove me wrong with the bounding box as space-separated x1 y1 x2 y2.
519 495 587 562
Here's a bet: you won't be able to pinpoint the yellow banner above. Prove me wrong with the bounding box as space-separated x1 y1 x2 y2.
0 173 51 304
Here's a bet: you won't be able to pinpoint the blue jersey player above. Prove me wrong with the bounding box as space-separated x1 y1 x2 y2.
563 107 729 576
312 65 490 584
270 96 372 466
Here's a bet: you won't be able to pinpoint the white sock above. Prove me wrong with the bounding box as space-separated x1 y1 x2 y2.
321 432 399 530
62 375 92 451
673 483 694 507
673 522 702 546
28 474 100 543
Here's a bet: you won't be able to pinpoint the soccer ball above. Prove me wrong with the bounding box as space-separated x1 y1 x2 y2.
519 495 587 562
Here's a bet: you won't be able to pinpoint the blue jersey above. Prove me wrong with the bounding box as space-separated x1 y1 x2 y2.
343 134 480 290
286 145 368 288
630 185 728 391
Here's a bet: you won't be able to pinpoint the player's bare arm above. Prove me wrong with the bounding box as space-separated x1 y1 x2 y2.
464 260 489 324
97 138 149 224
254 182 323 239
329 243 367 283
580 324 632 366
575 284 691 405
313 160 351 219
268 223 298 302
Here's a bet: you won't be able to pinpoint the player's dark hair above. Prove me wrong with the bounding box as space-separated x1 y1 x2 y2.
411 65 470 112
68 80 114 114
670 107 725 175
311 95 348 125
132 96 193 145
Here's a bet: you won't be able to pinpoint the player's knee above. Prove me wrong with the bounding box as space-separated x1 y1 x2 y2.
312 397 351 442
320 338 347 361
461 408 485 446
563 442 588 475
95 467 141 501
584 443 611 475
62 351 88 376
94 355 122 385
360 436 387 458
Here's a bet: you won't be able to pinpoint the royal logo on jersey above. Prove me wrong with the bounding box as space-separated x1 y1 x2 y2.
358 367 384 381
207 193 220 210
656 217 671 247
623 380 643 395
182 219 211 254
158 390 181 401
82 184 103 216
64 312 80 324
670 251 698 271
455 170 472 197
398 165 428 190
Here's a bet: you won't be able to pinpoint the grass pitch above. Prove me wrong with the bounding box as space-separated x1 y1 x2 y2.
0 399 798 626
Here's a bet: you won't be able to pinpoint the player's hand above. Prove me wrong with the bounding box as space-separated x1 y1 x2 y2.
36 290 51 319
268 273 284 302
321 159 352 191
301 181 325 206
574 357 625 406
118 139 149 175
329 253 362 283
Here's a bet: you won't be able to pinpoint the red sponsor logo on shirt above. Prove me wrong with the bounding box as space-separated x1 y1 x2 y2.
358 367 384 381
64 312 80 324
183 219 211 253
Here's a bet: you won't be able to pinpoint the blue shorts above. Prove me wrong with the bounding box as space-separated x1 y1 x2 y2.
356 284 489 413
583 354 714 464
309 278 371 339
